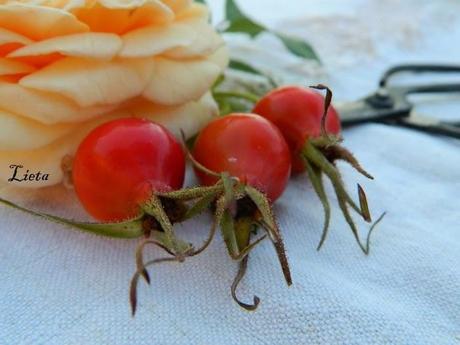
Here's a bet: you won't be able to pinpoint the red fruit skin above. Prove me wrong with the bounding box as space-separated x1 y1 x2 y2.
253 86 342 173
193 113 291 203
73 118 185 222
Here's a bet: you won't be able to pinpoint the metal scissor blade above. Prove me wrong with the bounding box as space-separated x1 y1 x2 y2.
337 98 408 127
396 113 460 139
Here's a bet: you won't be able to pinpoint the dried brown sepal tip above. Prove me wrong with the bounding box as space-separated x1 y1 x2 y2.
300 84 382 254
129 256 180 316
231 256 261 311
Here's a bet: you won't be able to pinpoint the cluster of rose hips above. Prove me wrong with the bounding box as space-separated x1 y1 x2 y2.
1 86 381 314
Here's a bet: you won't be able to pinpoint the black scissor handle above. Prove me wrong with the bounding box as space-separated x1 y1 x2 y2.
396 83 460 95
379 64 460 87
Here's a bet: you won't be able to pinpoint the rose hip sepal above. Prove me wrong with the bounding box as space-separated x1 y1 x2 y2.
0 196 191 249
254 85 381 254
183 114 293 310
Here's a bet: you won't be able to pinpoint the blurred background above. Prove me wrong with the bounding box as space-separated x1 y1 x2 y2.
209 0 460 120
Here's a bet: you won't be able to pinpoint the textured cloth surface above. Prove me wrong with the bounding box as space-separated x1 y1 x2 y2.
1 1 460 344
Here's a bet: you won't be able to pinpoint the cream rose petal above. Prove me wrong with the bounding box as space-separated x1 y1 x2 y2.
0 110 74 150
0 4 89 40
0 82 118 124
164 20 224 59
61 0 87 11
118 92 217 138
0 27 32 46
71 0 174 34
20 57 154 107
98 0 167 10
120 22 196 58
208 45 230 71
160 0 192 13
143 57 220 106
175 3 209 22
0 93 218 187
8 33 122 60
0 58 36 75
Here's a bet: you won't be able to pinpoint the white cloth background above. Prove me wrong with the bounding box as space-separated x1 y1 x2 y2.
1 0 460 344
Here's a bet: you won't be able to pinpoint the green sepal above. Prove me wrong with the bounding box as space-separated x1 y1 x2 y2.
304 160 331 251
142 196 186 256
158 184 224 201
220 207 240 258
222 172 236 207
0 197 144 239
358 184 372 223
183 192 218 220
245 185 292 286
231 217 261 311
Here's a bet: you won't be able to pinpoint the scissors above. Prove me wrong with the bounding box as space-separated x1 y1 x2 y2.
338 64 460 139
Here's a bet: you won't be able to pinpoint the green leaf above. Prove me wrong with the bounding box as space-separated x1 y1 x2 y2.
226 0 256 22
224 0 266 37
225 18 266 38
275 33 320 61
229 59 262 75
195 0 206 3
222 0 320 62
229 59 278 87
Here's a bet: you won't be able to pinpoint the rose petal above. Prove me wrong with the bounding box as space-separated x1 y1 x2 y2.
0 109 74 150
143 57 220 105
71 0 173 34
175 3 209 21
0 4 89 40
0 27 32 46
120 22 195 58
207 45 230 71
0 82 117 124
117 92 218 138
160 0 192 13
0 58 35 76
164 19 224 59
20 57 154 107
8 33 122 60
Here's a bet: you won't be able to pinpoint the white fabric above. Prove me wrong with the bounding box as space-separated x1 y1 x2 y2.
1 1 460 344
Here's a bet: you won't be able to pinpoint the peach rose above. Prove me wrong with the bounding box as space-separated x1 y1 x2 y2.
0 0 228 187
